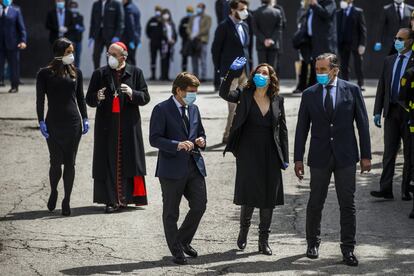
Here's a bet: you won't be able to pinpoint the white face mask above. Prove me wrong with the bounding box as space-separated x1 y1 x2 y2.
62 53 74 65
162 14 170 20
108 55 119 69
395 0 404 4
340 1 348 9
237 9 248 21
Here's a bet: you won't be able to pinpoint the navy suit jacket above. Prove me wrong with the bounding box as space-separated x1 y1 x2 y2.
294 79 371 169
0 5 26 50
150 96 207 179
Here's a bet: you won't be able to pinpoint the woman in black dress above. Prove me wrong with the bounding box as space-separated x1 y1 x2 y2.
220 57 289 255
36 38 88 216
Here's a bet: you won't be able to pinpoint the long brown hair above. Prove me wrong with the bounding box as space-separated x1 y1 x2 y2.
245 63 280 97
47 38 77 79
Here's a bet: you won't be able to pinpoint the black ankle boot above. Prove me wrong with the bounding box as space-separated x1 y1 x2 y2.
258 231 272 255
237 205 254 250
258 208 273 255
47 190 58 211
61 198 71 216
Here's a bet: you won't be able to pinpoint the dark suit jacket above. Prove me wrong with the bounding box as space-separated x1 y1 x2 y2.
89 0 124 41
374 52 414 118
0 5 26 50
121 1 141 45
66 11 84 43
45 9 74 44
307 0 337 58
337 6 367 50
294 79 371 169
377 3 414 51
149 97 207 179
211 17 250 78
219 70 289 166
252 5 282 51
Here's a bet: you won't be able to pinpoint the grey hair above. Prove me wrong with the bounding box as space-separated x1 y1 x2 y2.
315 53 339 69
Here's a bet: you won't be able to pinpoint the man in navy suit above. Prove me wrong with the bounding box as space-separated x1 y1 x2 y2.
294 53 371 266
0 0 27 93
150 72 207 265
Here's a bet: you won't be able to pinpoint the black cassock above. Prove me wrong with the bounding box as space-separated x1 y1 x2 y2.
86 64 150 206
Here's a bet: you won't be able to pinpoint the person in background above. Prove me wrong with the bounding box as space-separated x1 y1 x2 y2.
66 1 84 68
0 0 27 93
36 38 89 217
187 3 212 82
89 0 125 69
273 0 287 74
337 0 367 91
146 5 163 80
179 6 194 72
46 0 74 45
160 9 176 81
121 0 141 66
214 0 230 91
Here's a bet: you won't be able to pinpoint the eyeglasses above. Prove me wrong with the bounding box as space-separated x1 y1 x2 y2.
106 52 120 58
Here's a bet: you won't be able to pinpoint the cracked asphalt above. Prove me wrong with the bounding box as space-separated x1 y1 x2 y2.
0 79 413 276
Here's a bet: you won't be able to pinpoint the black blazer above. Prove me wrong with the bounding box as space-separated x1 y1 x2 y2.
337 6 367 50
219 70 289 167
211 17 250 78
89 0 124 41
294 79 371 169
374 52 414 118
252 5 282 51
45 9 74 44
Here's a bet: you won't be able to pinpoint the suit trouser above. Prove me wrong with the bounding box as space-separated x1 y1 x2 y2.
0 49 20 88
380 104 412 195
296 60 310 92
159 159 207 256
150 43 162 79
306 155 356 254
73 41 82 68
126 47 137 66
191 43 208 80
257 49 278 72
223 71 248 139
93 33 111 69
339 48 364 87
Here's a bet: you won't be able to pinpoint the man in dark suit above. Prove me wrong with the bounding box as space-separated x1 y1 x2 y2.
252 0 282 70
273 0 287 74
306 0 337 86
374 0 414 53
215 0 230 24
294 53 371 266
145 5 163 80
89 0 124 69
0 0 27 93
371 28 414 201
179 6 194 72
121 0 141 66
66 1 84 68
337 0 367 91
211 0 250 144
45 0 74 45
149 72 207 265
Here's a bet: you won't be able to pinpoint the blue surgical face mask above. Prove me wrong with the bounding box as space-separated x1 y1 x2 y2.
316 73 330 86
70 8 79 13
183 92 197 106
253 73 269 88
3 0 12 7
187 12 193 17
56 2 65 9
196 7 203 15
394 39 406 53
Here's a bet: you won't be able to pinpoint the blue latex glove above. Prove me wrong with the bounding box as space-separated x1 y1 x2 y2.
129 41 136 50
281 162 289 170
88 38 94 48
137 42 142 49
82 118 89 135
111 36 120 43
230 57 247 71
39 121 49 139
374 42 382 52
374 114 381 128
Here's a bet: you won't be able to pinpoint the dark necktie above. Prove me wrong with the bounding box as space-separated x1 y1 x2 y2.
391 55 405 103
396 4 402 24
181 106 190 132
324 85 334 118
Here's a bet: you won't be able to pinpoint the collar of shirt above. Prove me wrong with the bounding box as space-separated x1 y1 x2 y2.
322 77 338 109
324 77 338 89
229 15 241 25
173 96 187 115
394 2 405 10
400 50 412 59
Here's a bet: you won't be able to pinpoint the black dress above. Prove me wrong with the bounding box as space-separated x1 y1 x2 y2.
234 100 284 209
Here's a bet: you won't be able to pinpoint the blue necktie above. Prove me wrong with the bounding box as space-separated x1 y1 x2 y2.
391 55 405 103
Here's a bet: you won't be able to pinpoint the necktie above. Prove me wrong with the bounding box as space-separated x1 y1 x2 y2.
396 4 402 24
391 55 405 103
181 106 190 132
236 24 245 45
324 85 334 118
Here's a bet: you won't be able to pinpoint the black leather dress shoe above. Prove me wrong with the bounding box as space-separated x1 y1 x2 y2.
402 193 412 201
409 210 414 219
343 252 358 266
47 190 58 211
370 190 394 199
258 241 272 255
8 88 18 93
182 244 198 258
172 252 187 265
104 204 118 213
306 245 319 259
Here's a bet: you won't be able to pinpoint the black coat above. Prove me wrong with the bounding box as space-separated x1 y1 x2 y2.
337 6 367 51
85 64 150 179
89 0 124 41
66 11 84 43
121 1 141 45
211 17 250 78
219 70 289 165
252 5 282 51
145 16 163 47
45 9 74 44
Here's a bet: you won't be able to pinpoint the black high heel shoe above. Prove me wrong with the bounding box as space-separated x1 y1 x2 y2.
47 190 58 211
61 199 71 216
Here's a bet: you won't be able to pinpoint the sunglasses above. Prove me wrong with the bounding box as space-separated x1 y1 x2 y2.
395 37 406 41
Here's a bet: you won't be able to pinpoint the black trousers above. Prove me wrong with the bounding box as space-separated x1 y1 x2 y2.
159 159 207 256
0 49 20 88
150 42 161 79
306 155 356 254
339 48 364 87
380 104 412 196
93 31 111 69
160 46 172 80
296 60 311 91
257 49 278 71
126 47 137 66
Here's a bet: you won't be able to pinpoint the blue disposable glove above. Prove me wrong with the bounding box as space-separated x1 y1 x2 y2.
82 118 89 135
374 42 382 52
88 38 94 48
39 121 49 139
129 41 136 50
281 162 289 170
137 42 142 49
230 57 247 71
374 114 381 128
111 36 120 43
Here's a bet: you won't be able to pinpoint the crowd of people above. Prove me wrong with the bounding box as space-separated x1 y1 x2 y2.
0 0 412 269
